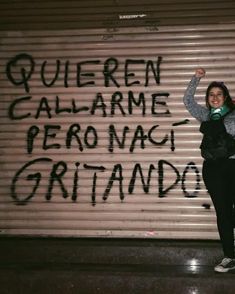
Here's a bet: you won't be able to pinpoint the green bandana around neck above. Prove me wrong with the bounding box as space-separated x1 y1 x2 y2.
210 104 230 120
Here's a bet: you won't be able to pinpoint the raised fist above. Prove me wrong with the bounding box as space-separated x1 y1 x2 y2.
195 68 206 78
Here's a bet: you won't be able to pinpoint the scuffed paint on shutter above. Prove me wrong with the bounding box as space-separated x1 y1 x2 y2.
0 23 235 239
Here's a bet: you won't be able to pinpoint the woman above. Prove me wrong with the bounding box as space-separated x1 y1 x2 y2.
183 68 235 272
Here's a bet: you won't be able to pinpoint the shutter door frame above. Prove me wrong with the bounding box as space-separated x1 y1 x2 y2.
1 23 235 239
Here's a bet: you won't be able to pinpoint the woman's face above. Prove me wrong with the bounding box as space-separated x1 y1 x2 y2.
208 87 226 108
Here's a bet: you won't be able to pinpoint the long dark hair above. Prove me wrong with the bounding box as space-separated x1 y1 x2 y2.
205 81 235 110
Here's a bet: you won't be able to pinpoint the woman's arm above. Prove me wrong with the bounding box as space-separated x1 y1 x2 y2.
183 68 209 122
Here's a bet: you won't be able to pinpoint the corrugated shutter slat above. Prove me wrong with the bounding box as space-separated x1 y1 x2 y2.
0 23 235 239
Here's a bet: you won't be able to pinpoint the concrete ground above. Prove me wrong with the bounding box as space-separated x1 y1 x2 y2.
0 237 235 294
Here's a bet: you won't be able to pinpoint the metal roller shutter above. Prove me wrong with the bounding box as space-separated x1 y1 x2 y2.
0 23 235 239
1 0 235 29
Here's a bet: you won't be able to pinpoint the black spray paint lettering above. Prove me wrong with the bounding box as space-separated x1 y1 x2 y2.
124 57 162 86
23 89 177 154
103 57 120 87
89 91 171 117
172 119 190 127
6 53 35 93
169 119 191 152
181 161 200 198
11 160 201 205
83 164 106 206
8 91 170 120
8 96 32 120
11 157 52 204
158 160 180 197
6 53 202 206
27 124 98 154
77 60 101 87
6 54 162 91
128 164 156 194
72 162 80 201
103 164 124 201
46 161 69 200
152 93 171 116
8 95 90 120
41 59 60 87
26 123 173 154
108 125 129 152
128 125 168 152
108 124 173 153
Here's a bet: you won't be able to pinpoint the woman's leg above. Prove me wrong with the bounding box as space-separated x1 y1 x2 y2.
202 160 234 258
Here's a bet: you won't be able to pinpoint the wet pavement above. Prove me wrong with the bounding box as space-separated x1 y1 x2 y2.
0 237 235 293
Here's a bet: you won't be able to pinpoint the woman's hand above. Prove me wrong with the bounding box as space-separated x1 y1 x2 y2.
195 68 206 78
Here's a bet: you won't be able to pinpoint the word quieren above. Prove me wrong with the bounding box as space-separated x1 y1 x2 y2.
6 53 162 93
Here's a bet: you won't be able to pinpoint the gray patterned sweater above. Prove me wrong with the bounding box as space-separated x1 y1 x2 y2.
183 75 235 158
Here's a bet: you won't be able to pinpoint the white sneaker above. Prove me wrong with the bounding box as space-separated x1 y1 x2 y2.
214 258 235 273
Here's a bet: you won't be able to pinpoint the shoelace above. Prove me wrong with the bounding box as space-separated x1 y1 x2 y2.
221 258 233 266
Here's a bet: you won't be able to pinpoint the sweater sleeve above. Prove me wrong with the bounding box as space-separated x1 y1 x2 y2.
183 75 209 122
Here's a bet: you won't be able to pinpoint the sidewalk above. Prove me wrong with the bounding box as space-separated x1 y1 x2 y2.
0 237 235 293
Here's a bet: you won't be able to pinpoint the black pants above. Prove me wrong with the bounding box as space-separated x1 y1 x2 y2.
202 159 235 258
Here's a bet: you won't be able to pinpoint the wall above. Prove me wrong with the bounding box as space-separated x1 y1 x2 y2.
0 1 235 239
1 0 235 30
